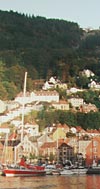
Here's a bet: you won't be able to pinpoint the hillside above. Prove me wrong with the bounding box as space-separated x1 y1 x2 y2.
0 10 100 99
0 10 83 78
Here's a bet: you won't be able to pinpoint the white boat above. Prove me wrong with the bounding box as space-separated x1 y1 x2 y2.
60 168 74 175
45 164 62 175
51 169 61 175
60 165 74 175
45 164 56 175
72 167 87 174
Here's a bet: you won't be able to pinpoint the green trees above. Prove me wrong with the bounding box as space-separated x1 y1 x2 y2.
76 75 89 89
0 10 100 100
0 10 83 81
77 112 100 130
37 109 100 130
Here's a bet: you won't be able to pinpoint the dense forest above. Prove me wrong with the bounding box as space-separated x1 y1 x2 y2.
0 10 100 100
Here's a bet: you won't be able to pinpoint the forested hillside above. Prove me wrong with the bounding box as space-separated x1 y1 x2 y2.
0 10 100 100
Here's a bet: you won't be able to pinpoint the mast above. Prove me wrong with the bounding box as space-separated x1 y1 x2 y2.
56 126 59 163
21 72 27 142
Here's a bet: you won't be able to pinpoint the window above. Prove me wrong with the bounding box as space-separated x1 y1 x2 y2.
93 141 98 146
93 147 97 153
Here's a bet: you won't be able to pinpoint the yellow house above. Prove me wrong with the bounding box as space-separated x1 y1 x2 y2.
52 124 70 142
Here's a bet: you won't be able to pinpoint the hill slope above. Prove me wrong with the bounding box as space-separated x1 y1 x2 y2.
0 10 100 99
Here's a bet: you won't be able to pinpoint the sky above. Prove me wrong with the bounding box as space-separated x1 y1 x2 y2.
0 0 100 29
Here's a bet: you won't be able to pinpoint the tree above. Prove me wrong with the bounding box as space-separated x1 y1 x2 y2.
0 82 8 100
76 75 89 89
3 81 18 100
5 65 26 90
0 60 5 81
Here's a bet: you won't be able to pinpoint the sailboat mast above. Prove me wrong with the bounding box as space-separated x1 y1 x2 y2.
21 72 27 142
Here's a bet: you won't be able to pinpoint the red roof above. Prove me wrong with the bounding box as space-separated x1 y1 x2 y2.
9 132 17 140
87 129 99 134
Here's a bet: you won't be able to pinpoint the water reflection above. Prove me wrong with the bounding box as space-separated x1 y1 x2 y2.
0 175 100 189
86 175 100 189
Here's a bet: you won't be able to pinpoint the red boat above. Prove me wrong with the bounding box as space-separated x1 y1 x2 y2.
3 73 45 177
3 158 46 177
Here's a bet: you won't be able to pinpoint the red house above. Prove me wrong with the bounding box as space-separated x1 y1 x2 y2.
86 137 100 166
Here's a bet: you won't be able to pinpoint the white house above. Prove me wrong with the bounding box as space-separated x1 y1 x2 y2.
24 122 40 137
52 100 69 110
88 80 100 90
81 69 95 78
15 90 59 105
42 76 62 90
0 100 6 113
67 87 83 94
15 135 39 162
68 97 84 108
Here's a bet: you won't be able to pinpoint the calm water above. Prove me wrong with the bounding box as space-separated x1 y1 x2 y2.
0 175 100 189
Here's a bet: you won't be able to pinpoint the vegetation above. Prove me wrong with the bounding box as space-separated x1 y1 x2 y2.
0 10 100 100
0 10 100 130
36 109 100 131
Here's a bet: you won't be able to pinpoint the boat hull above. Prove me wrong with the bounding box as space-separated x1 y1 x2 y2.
72 168 87 174
3 168 46 177
60 169 74 175
87 167 100 174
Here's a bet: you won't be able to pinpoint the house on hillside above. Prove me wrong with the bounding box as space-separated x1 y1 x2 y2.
68 97 84 108
52 124 69 142
81 69 95 78
52 100 69 111
15 135 39 163
6 101 20 111
15 90 59 105
80 103 98 113
58 143 74 164
86 129 100 137
86 137 100 166
88 80 100 90
37 133 53 148
79 140 90 159
0 129 39 164
67 87 83 95
0 100 6 113
24 122 40 137
39 141 57 161
31 90 59 102
0 130 20 164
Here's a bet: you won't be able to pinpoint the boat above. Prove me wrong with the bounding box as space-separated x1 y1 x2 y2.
0 127 10 176
86 166 100 174
3 157 46 177
44 164 62 175
3 166 46 177
51 169 61 175
3 72 45 177
72 166 87 174
45 164 57 175
60 165 74 175
3 165 46 177
86 162 100 174
60 168 74 175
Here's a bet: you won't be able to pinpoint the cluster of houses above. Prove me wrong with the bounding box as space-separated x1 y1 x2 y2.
0 121 100 167
0 69 99 114
0 71 100 166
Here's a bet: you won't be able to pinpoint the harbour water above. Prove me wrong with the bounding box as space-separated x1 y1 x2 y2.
0 175 100 189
